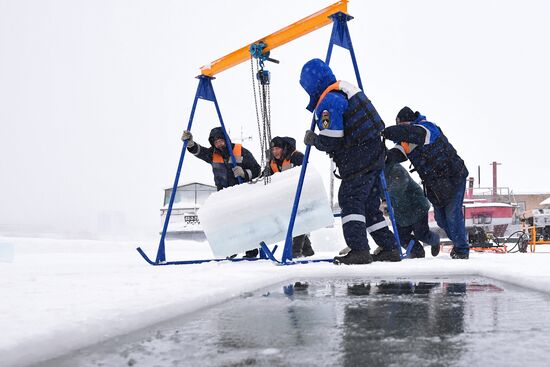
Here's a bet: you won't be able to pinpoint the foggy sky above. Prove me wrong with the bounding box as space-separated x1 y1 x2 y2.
1 0 549 239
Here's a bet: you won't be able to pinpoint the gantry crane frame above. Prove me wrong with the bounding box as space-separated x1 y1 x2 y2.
137 0 405 266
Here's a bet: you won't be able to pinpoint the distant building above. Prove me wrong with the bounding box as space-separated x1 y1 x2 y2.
511 193 550 214
160 182 217 238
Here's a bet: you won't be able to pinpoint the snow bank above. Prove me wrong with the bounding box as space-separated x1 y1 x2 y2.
0 241 14 262
1 235 550 367
199 167 334 257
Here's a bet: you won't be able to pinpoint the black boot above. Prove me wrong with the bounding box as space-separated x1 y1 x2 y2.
347 283 371 295
292 235 305 258
372 247 402 262
244 249 259 258
450 247 469 259
409 242 425 259
334 249 373 265
301 235 314 257
431 244 440 257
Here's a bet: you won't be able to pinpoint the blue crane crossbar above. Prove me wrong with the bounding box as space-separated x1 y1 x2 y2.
136 11 405 266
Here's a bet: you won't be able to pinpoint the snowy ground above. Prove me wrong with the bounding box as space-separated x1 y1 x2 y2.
1 234 550 367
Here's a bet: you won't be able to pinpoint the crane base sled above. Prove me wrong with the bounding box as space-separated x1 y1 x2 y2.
199 167 334 258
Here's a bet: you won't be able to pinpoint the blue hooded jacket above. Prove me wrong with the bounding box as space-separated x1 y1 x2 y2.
383 113 468 207
300 59 337 113
300 59 385 179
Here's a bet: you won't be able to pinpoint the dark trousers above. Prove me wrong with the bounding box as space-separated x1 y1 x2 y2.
338 171 397 252
397 215 440 254
292 234 312 255
433 178 468 252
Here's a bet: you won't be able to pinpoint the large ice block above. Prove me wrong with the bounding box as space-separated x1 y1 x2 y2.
199 167 334 258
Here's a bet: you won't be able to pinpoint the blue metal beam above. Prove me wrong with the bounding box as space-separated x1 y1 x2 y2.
142 75 243 265
379 170 404 258
154 76 208 263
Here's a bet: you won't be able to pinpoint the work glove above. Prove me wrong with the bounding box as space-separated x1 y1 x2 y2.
303 130 318 146
181 130 194 147
232 165 246 179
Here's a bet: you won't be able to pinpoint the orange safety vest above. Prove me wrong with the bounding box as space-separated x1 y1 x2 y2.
400 142 412 154
270 151 296 173
212 144 242 163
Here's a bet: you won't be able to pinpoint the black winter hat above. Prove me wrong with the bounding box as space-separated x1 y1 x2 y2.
208 127 226 146
396 106 418 124
270 136 285 149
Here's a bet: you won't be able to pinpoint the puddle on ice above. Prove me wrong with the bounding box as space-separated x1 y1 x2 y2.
41 277 550 367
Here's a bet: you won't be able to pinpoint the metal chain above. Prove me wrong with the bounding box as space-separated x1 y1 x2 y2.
267 85 272 145
264 84 272 184
256 62 266 172
250 57 274 185
250 57 266 171
262 77 272 184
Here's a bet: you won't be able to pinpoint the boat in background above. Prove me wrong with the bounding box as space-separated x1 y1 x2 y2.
428 199 516 238
429 176 519 241
160 182 217 239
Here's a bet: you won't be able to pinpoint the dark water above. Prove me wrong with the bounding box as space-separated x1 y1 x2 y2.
41 277 550 367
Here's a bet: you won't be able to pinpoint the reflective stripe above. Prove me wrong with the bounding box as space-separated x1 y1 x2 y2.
341 214 366 225
366 220 388 233
417 124 432 145
192 144 201 156
319 129 344 138
246 169 252 179
339 80 361 99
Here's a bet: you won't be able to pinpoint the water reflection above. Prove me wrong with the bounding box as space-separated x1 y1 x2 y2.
341 281 466 366
42 278 550 367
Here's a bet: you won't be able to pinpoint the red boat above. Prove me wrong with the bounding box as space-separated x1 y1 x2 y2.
428 199 516 238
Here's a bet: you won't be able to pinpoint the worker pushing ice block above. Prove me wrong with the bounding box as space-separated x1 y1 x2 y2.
199 167 334 258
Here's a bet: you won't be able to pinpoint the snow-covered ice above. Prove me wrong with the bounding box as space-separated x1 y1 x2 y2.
1 234 550 366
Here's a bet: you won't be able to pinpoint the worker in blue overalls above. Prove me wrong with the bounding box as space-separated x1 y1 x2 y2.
383 107 469 259
300 58 400 265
